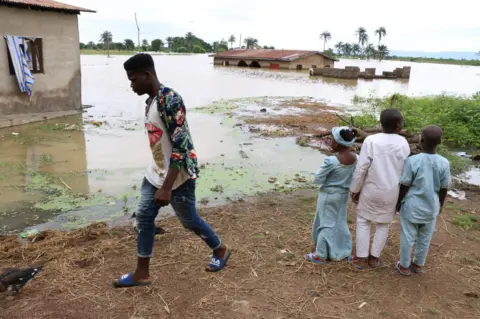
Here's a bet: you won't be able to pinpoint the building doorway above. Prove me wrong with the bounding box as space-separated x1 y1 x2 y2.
249 61 261 68
223 61 230 66
238 60 248 67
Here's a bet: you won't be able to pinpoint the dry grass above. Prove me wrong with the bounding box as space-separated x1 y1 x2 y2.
1 191 479 319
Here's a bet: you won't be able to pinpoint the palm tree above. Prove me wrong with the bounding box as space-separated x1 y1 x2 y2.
343 43 352 57
377 45 389 61
228 35 236 49
244 37 258 49
351 44 361 57
355 27 368 48
99 30 113 57
364 44 376 60
334 42 344 55
141 39 149 51
166 37 174 51
319 31 332 52
374 27 387 46
185 32 196 50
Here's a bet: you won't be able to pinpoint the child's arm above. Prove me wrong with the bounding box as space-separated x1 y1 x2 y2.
313 157 335 185
396 185 410 212
396 158 413 212
350 138 372 201
439 160 452 213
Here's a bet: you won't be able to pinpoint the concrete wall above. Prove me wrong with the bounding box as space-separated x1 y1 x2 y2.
0 6 81 116
214 54 335 70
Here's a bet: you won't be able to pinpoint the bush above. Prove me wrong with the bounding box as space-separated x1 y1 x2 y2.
176 47 187 53
192 45 206 54
352 94 480 148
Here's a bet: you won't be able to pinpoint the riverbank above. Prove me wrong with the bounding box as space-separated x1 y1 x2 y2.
1 188 479 318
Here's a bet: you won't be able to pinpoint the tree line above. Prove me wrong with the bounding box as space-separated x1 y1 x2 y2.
82 31 275 55
319 27 390 61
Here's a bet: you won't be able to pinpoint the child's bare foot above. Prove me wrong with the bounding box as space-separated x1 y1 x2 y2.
410 262 425 273
348 256 369 270
368 255 382 268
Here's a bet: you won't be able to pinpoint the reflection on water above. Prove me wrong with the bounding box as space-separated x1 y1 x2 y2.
1 54 480 232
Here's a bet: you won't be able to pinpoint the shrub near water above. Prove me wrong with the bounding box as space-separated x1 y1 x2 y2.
352 93 480 148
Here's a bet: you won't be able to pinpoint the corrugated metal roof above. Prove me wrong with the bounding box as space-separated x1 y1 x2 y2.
212 49 337 62
0 0 95 13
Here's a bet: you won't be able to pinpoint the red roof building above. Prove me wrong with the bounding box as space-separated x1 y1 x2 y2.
211 49 337 70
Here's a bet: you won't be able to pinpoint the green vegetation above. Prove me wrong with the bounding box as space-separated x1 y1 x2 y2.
26 172 110 212
351 93 480 174
80 31 274 55
352 93 480 148
451 214 479 231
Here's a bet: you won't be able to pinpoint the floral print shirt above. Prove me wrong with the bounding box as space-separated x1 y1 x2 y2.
146 84 199 179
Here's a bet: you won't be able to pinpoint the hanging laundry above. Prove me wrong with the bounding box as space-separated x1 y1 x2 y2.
3 35 35 96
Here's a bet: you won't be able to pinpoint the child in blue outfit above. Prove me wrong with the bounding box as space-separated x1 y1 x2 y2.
395 125 451 275
305 127 357 264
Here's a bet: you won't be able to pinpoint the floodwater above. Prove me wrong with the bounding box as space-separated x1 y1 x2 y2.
1 54 479 232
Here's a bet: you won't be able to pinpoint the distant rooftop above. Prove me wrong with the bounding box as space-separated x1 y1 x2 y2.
212 49 337 62
0 0 96 13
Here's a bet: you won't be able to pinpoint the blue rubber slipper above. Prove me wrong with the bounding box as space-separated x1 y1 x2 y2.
206 250 231 272
395 261 412 276
113 273 152 288
348 255 367 270
410 265 425 273
304 253 327 265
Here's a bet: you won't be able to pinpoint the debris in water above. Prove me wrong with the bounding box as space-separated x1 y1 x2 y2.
464 292 479 298
294 176 308 183
473 154 480 161
268 177 277 183
260 108 267 112
210 185 224 193
64 124 77 131
239 150 249 159
11 132 19 136
91 120 103 127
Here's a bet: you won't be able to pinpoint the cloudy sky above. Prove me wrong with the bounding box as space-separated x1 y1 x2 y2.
66 0 480 52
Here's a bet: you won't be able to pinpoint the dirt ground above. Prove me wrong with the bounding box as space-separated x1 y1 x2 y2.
242 99 339 138
1 189 479 319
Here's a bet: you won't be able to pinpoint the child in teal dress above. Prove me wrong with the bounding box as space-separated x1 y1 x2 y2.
305 127 358 264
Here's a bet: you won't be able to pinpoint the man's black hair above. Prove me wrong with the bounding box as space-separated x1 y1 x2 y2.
124 53 155 72
380 108 403 131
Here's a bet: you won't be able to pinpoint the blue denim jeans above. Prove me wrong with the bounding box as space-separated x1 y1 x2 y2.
136 177 222 258
399 214 436 268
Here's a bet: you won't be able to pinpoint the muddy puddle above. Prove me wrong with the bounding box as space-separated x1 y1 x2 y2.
0 100 325 233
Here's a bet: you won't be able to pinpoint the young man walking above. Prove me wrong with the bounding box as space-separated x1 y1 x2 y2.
114 54 230 287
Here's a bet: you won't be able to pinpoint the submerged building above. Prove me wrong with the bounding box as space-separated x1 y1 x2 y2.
211 49 337 70
0 0 95 128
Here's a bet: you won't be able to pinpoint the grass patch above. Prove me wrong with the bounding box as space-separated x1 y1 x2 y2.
451 214 479 230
